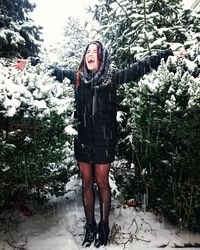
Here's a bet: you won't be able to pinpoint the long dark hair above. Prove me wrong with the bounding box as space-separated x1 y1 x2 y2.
76 41 103 87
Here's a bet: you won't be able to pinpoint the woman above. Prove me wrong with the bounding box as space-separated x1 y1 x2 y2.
13 41 187 248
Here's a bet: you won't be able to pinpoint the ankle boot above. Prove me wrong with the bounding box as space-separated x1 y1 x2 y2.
82 220 97 248
95 222 110 248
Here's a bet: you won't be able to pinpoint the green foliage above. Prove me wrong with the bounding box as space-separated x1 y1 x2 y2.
91 0 184 67
0 115 71 204
0 61 76 208
117 58 200 231
60 17 90 69
0 0 42 58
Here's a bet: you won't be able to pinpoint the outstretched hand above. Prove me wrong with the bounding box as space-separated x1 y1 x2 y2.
12 58 28 71
170 43 188 58
172 48 188 58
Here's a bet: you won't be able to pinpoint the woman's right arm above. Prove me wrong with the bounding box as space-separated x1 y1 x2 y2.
12 58 76 83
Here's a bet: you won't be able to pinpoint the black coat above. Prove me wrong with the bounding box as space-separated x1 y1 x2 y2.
52 49 173 164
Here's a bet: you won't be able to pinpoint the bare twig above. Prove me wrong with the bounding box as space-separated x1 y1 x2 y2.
109 209 155 250
1 213 27 250
5 239 27 250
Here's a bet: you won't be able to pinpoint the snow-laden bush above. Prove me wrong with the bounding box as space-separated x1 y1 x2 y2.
117 55 200 232
0 60 77 207
0 61 74 117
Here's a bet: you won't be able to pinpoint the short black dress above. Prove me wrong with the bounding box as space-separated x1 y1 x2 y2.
52 49 173 164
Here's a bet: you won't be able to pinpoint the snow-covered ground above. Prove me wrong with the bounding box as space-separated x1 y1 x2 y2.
0 178 200 250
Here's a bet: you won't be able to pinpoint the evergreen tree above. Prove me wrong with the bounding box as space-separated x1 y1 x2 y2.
0 14 92 208
60 17 90 69
123 57 200 231
0 60 76 207
0 0 42 58
91 0 183 67
181 8 200 77
46 17 90 69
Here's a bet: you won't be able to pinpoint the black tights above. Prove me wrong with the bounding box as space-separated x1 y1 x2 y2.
79 161 111 224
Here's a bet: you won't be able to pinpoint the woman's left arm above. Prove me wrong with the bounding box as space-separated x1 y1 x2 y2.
12 58 76 83
113 47 187 85
49 65 76 83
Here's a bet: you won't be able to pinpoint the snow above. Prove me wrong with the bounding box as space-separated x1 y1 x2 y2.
0 62 75 119
150 37 166 49
0 177 200 250
116 111 125 123
64 125 78 136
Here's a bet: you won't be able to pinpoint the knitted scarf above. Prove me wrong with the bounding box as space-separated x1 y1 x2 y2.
79 41 112 88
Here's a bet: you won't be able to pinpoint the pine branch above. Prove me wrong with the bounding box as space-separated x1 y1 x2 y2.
143 0 151 54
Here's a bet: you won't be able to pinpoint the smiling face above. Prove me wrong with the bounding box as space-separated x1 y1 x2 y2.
85 43 99 71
